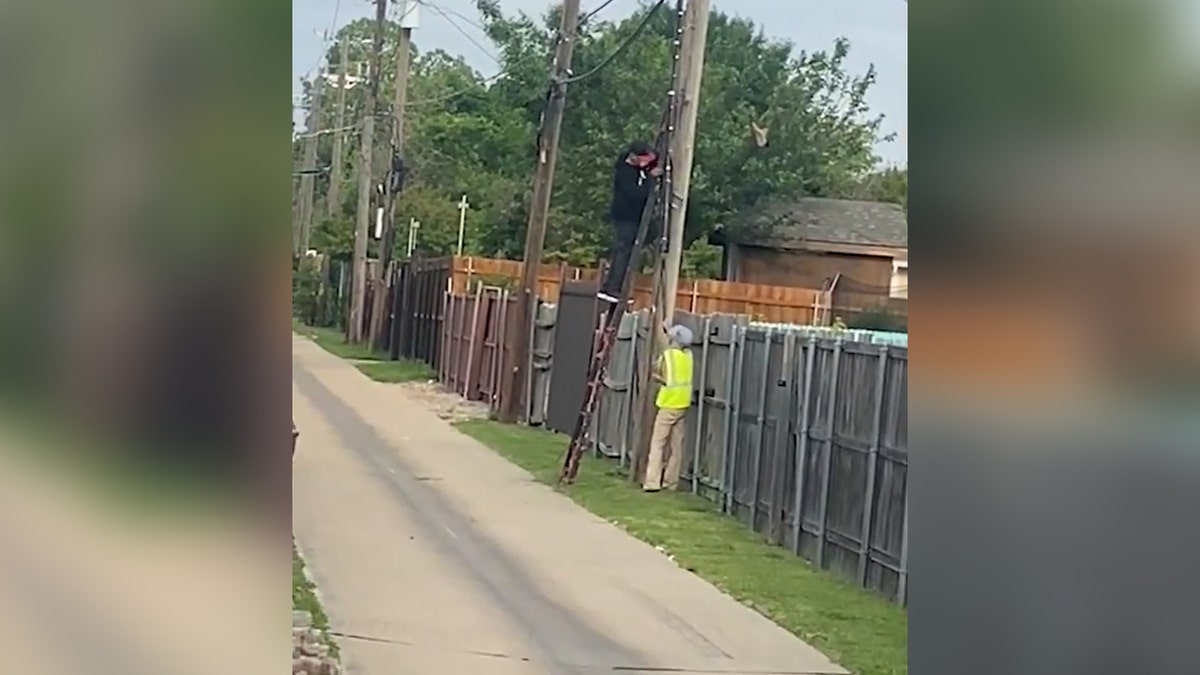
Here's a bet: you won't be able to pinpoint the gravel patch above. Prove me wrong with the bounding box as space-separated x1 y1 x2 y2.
399 380 490 423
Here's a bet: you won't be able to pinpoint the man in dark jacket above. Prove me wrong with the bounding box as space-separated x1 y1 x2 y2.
598 141 661 303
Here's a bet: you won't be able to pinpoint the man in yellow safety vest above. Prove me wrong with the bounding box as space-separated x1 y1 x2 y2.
644 324 695 492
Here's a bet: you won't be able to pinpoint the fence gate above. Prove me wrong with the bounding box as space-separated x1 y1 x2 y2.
543 280 604 434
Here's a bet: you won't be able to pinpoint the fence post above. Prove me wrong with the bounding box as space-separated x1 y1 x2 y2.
768 331 796 545
858 346 889 586
749 328 774 531
690 315 713 494
690 280 699 313
898 489 909 605
463 282 484 398
791 337 817 554
620 311 641 470
722 326 745 515
492 289 510 415
438 282 450 385
815 340 842 570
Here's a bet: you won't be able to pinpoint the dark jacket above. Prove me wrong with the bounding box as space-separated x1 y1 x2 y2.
609 147 656 223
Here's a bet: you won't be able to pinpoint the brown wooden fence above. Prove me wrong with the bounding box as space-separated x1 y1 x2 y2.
439 287 519 417
448 255 900 325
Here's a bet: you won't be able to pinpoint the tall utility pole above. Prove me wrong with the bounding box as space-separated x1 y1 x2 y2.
660 0 710 319
295 73 324 256
349 0 388 344
368 0 418 349
500 0 584 423
631 0 711 485
326 35 350 221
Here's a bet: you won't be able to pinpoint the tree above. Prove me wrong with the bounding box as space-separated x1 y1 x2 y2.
853 166 907 210
295 3 891 273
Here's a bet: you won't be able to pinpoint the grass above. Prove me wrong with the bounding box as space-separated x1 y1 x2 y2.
354 359 435 383
293 542 340 659
455 419 907 675
293 317 434 383
292 318 383 361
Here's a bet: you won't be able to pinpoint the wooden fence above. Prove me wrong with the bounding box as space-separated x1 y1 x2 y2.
449 255 901 326
439 287 519 417
430 294 909 604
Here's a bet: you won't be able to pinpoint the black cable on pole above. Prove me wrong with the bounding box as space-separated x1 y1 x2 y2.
559 0 667 85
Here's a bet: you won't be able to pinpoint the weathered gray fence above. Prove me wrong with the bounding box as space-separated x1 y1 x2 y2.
530 308 909 605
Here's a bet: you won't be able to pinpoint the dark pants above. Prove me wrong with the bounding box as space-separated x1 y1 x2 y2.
600 219 639 297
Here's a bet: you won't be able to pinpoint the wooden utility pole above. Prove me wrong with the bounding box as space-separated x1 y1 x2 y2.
661 0 710 319
500 0 584 423
367 3 416 349
295 73 324 256
348 0 388 344
631 0 711 485
326 34 350 220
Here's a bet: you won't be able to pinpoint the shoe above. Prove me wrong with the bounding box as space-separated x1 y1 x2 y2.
597 291 620 304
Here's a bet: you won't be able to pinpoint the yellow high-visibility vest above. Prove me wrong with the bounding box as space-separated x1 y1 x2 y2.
656 347 694 410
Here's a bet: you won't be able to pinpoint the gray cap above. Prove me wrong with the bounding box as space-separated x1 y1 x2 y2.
667 324 693 347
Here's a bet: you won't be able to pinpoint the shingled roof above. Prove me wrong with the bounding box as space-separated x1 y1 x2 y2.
724 197 907 250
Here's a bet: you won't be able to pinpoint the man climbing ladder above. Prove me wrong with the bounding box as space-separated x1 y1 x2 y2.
598 141 662 305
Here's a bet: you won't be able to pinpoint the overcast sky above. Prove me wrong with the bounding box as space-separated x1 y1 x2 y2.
293 0 907 166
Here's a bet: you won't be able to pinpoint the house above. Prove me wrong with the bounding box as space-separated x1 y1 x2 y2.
710 197 908 298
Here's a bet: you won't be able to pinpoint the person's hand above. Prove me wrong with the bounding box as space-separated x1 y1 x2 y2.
648 165 663 177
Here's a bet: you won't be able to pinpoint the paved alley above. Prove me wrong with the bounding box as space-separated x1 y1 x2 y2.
292 335 847 675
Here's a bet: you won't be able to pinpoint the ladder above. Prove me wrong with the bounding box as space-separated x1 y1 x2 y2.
558 0 686 484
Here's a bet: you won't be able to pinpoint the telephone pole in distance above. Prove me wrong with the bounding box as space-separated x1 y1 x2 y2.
500 0 584 423
368 0 418 349
348 0 388 344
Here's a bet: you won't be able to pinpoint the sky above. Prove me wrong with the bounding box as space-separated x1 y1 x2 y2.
292 0 908 166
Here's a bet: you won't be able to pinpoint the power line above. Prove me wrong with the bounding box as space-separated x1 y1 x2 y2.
560 0 666 85
579 0 621 27
420 1 501 65
419 0 488 32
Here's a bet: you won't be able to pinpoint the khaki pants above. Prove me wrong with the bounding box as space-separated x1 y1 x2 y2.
644 407 688 491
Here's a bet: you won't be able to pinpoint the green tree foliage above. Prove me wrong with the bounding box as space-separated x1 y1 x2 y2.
295 2 891 274
853 166 908 210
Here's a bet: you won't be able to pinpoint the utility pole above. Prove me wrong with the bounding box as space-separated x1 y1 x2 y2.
631 0 711 485
348 0 388 344
661 0 709 319
326 34 350 221
500 0 584 423
295 72 324 256
368 0 418 349
456 194 469 255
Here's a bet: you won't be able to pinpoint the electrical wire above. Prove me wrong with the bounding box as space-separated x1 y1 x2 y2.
559 0 667 85
578 0 621 27
418 0 489 32
419 1 501 65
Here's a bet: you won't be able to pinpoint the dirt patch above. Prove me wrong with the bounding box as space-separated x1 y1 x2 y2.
399 380 490 423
